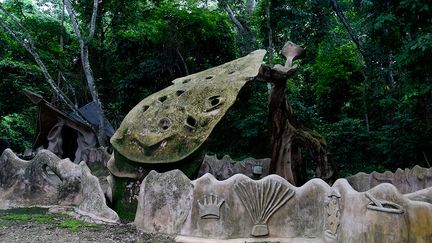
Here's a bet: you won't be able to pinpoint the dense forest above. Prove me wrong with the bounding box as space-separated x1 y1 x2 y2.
0 0 431 177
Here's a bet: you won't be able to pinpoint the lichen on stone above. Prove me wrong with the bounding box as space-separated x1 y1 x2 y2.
110 50 266 165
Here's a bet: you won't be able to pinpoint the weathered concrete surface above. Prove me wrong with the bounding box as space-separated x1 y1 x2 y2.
198 154 270 180
108 50 267 218
0 149 119 223
135 170 432 242
134 170 193 234
347 165 432 193
110 50 266 166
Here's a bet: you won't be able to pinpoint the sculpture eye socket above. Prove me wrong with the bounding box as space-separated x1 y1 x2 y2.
206 96 223 112
159 96 167 103
176 90 185 96
142 105 149 112
186 115 197 127
210 96 221 106
158 118 171 130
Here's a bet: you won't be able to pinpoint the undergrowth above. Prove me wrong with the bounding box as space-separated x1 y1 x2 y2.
0 209 101 232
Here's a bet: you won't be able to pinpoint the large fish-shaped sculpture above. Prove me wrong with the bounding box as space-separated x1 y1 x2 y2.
109 50 266 177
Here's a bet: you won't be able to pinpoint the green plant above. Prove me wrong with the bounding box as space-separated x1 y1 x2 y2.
0 209 101 232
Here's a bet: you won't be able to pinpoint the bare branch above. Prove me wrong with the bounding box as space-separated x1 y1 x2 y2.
65 0 108 146
223 4 247 33
0 12 90 127
330 0 363 55
88 0 99 40
64 0 84 45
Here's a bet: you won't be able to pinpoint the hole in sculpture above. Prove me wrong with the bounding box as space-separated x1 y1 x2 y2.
43 164 62 184
210 96 220 106
205 76 214 80
186 115 197 128
228 70 235 74
176 90 185 96
143 105 150 112
182 79 191 84
158 118 171 130
159 96 167 103
206 96 223 112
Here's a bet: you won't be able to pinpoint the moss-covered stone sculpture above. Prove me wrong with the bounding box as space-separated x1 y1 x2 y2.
108 50 266 178
107 50 266 220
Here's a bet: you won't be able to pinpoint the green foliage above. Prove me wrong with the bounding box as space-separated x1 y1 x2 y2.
100 1 237 123
206 82 270 160
58 218 100 232
0 109 36 152
0 208 101 232
312 42 362 94
1 0 431 178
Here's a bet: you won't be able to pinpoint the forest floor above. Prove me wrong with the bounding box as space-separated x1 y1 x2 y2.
0 208 174 243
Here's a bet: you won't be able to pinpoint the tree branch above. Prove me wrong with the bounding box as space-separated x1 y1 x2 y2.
0 8 90 127
88 0 99 40
330 0 363 55
65 0 108 146
176 48 189 75
223 4 247 33
64 0 84 45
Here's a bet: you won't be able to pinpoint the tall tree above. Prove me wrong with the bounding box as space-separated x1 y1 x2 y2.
0 3 87 123
64 0 108 146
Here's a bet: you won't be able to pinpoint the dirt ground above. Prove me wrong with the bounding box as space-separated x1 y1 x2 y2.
0 218 174 243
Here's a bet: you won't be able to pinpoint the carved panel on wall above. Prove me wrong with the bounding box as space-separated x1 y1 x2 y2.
198 194 225 219
325 190 341 242
234 180 295 237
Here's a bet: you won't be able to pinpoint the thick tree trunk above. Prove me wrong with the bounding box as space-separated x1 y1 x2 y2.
258 42 335 185
268 81 297 184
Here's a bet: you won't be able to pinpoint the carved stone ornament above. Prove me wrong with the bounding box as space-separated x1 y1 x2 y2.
234 179 295 237
325 191 341 242
365 192 404 214
198 194 225 219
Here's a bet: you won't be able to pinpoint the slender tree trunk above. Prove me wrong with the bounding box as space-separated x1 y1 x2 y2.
220 0 257 55
176 48 189 75
330 0 370 132
65 0 108 146
55 0 65 107
0 6 89 125
330 0 362 55
265 0 273 92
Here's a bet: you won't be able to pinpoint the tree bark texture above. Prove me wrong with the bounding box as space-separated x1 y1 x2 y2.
257 42 335 185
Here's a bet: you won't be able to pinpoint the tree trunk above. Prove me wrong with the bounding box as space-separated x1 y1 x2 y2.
330 0 370 132
265 0 273 92
268 81 297 184
0 6 88 125
258 42 335 185
65 0 108 146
